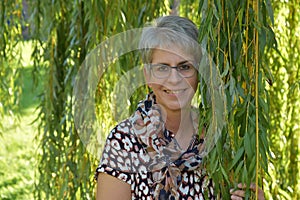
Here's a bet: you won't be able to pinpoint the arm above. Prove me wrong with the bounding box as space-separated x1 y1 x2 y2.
96 173 131 200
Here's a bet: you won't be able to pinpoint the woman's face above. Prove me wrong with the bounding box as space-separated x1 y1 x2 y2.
144 47 198 112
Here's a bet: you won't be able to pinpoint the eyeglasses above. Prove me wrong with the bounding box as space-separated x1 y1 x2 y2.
149 62 196 79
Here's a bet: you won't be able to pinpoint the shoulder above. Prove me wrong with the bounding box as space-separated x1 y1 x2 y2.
102 118 147 162
109 119 133 137
106 119 142 151
96 118 149 177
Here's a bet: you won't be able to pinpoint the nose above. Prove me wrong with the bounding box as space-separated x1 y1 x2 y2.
167 67 183 83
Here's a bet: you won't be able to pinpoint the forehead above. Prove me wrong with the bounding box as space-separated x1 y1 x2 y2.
151 47 194 63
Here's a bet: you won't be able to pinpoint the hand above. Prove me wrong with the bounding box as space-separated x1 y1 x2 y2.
230 183 265 200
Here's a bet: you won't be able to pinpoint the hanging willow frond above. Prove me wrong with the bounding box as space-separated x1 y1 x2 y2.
196 0 276 199
253 0 260 198
30 0 167 198
0 0 24 133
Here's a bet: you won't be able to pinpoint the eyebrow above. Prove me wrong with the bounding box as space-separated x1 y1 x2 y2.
154 60 191 66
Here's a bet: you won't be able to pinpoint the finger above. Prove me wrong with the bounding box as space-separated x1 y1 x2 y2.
230 195 244 200
237 183 246 189
237 182 259 191
249 183 263 195
249 183 265 200
230 189 245 197
249 183 257 191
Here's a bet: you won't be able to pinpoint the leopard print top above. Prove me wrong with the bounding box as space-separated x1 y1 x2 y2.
95 118 216 199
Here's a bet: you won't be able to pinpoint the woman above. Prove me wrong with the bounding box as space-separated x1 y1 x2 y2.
95 15 264 200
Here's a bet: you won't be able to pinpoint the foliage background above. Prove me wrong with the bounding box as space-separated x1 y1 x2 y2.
0 0 299 199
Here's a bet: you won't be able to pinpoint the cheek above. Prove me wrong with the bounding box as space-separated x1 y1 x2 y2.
187 77 199 92
150 83 163 91
192 81 199 92
147 76 165 86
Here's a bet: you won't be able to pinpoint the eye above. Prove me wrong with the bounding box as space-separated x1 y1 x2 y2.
153 64 169 72
178 63 193 71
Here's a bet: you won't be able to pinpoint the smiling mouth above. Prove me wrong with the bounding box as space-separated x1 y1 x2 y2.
164 89 186 94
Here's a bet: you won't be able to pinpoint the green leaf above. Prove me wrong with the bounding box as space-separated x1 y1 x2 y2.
229 147 244 170
234 160 244 178
220 164 230 183
265 0 274 25
244 132 253 158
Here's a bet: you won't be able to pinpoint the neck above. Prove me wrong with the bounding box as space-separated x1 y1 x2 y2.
165 108 197 150
165 108 193 134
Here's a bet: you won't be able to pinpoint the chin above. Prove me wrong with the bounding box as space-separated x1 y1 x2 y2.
159 98 192 112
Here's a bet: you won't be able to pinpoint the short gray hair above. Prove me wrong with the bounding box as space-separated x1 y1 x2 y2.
139 16 201 64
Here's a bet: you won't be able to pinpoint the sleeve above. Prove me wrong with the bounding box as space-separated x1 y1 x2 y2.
94 121 135 185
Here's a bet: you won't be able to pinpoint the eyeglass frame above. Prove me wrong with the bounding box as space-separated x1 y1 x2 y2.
147 61 197 79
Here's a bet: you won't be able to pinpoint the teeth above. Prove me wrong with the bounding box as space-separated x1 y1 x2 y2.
165 89 184 94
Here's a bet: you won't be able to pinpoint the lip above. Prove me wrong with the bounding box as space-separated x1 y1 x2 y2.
163 88 187 95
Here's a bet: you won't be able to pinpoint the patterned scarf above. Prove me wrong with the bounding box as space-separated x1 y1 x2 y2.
130 92 205 200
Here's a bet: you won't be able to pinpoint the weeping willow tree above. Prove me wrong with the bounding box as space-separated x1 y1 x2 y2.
266 0 300 199
191 0 275 199
29 0 167 199
0 0 24 133
19 0 296 199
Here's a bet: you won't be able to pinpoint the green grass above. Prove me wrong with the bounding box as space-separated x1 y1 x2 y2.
0 41 41 199
0 110 36 199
